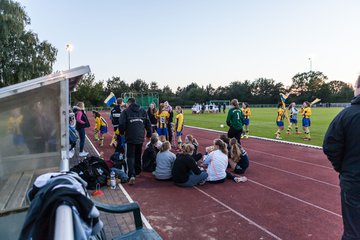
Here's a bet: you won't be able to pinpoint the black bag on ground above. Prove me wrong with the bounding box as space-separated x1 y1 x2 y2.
71 156 110 190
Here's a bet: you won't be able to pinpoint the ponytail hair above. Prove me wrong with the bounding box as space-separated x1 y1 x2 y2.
160 141 171 152
176 106 183 113
214 139 228 156
230 138 241 163
186 135 198 145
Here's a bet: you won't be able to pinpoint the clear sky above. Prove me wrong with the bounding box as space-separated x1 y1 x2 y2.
18 0 360 90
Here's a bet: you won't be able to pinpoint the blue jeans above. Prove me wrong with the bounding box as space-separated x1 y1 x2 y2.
176 171 208 187
341 189 360 240
111 167 129 183
77 128 86 152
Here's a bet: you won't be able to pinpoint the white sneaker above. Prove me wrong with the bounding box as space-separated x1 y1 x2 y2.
128 177 135 185
234 176 247 183
79 151 88 157
69 149 75 158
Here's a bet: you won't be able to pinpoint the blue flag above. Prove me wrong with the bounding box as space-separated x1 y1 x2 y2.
104 92 116 106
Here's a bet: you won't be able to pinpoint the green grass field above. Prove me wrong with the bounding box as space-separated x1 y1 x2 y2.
182 108 343 147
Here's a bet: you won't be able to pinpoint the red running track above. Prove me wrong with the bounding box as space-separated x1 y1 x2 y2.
85 113 342 240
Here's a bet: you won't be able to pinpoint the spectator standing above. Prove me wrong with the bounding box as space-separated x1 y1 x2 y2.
147 102 157 133
109 98 123 147
74 102 90 157
323 75 360 240
119 97 151 185
164 101 174 145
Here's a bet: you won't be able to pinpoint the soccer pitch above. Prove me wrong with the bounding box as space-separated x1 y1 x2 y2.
182 107 343 147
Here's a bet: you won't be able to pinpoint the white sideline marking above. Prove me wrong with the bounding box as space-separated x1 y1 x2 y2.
248 179 342 218
85 135 154 230
251 161 339 188
248 148 333 170
194 187 282 240
185 125 322 149
118 184 153 230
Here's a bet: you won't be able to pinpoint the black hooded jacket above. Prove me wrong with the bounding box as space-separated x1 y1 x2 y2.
323 95 360 191
119 103 151 144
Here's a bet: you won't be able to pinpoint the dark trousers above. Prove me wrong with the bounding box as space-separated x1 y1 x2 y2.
77 128 86 152
341 189 360 240
167 125 173 143
126 143 143 178
228 126 242 144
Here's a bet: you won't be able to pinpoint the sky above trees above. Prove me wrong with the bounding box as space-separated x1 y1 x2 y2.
16 0 360 90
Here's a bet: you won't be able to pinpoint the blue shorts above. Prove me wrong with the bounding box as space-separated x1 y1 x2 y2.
290 118 298 124
157 128 168 136
276 121 284 127
244 118 250 126
100 126 108 134
176 131 183 137
302 118 311 127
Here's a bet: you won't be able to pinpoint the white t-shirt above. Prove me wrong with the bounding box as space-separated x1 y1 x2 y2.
203 149 228 181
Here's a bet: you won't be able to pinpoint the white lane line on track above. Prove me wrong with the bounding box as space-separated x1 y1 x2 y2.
248 148 333 170
194 187 283 240
86 135 153 230
247 179 342 218
251 161 339 188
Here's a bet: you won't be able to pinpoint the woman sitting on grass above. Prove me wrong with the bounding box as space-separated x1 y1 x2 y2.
229 138 249 174
202 139 246 183
154 141 176 180
172 143 208 187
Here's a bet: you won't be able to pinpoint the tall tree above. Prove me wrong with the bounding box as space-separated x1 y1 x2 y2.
0 0 57 87
149 81 159 91
290 71 328 102
251 78 284 103
130 79 149 93
105 76 129 97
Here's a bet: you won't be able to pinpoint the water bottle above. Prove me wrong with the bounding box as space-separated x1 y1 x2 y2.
110 171 116 189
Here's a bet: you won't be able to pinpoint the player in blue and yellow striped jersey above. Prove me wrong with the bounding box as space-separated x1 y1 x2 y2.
174 106 184 148
93 111 108 146
275 101 286 139
241 102 251 138
300 101 312 141
156 103 170 142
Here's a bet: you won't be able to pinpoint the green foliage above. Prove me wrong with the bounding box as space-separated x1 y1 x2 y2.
182 107 343 147
72 73 105 107
0 0 57 87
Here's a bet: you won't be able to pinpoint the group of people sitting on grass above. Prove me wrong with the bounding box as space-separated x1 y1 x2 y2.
141 133 249 187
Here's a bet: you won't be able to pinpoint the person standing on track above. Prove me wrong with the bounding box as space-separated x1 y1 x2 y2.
119 97 151 185
74 102 90 157
109 98 123 147
226 99 245 144
156 103 170 143
323 75 360 240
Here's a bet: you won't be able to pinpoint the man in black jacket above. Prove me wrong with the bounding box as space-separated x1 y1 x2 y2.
323 76 360 240
119 98 151 185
